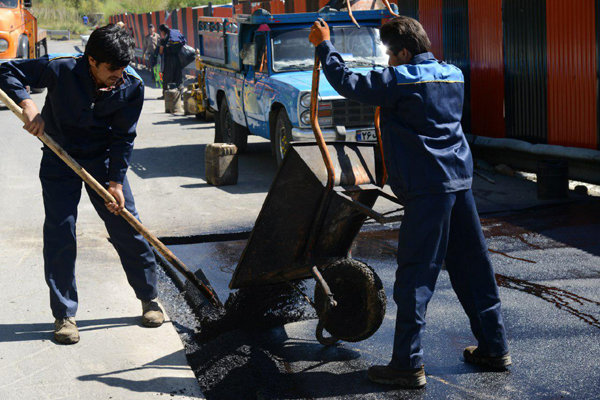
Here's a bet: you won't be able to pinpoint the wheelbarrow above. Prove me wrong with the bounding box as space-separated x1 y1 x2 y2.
229 18 403 346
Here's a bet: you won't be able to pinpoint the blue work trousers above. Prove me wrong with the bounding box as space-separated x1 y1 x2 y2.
39 151 158 319
390 189 508 369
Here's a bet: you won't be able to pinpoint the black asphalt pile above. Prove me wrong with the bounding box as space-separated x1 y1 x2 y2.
186 280 314 343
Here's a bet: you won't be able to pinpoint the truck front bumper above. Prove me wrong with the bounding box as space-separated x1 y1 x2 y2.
291 126 376 142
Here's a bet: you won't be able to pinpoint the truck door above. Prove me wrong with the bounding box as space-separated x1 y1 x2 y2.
242 31 272 138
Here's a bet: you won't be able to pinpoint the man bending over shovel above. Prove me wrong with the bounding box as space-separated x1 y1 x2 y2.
0 24 164 344
309 16 511 388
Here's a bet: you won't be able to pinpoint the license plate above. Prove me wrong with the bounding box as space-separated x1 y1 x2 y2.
356 129 376 141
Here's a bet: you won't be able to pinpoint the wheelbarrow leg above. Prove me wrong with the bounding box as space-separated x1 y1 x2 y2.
312 266 337 309
312 266 341 346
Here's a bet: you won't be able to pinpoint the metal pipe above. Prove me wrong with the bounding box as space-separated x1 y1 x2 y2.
310 52 335 191
374 106 388 186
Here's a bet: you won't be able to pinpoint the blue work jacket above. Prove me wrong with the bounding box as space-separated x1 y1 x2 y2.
317 41 473 197
166 29 186 47
0 54 144 184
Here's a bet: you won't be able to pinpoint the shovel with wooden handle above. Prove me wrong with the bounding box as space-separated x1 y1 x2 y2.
0 88 223 309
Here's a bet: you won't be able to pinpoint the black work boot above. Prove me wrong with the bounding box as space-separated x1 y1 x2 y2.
367 365 426 388
463 346 512 370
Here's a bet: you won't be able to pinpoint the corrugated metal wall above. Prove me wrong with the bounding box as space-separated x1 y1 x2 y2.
546 0 597 149
596 0 600 149
468 0 504 138
503 0 547 143
442 0 470 132
396 0 419 19
418 0 443 59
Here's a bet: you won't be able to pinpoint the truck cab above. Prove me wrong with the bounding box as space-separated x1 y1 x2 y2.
0 0 46 63
199 9 391 163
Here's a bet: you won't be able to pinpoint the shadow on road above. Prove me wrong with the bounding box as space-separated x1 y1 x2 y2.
77 350 199 397
0 316 147 343
130 142 276 194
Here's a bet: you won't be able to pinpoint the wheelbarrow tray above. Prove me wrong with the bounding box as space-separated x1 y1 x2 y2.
229 141 383 289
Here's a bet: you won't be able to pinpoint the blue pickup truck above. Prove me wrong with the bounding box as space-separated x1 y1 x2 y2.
198 8 393 163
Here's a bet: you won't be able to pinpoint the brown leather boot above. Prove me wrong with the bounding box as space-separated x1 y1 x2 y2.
367 365 426 388
141 299 164 328
54 317 80 344
464 346 512 370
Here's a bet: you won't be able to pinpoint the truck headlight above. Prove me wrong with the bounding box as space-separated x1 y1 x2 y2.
0 39 9 53
300 110 311 125
299 92 311 108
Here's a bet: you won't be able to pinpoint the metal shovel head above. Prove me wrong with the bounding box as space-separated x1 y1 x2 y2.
229 141 382 289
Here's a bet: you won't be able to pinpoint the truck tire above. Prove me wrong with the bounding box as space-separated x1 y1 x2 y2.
219 97 248 153
214 104 223 143
274 108 292 166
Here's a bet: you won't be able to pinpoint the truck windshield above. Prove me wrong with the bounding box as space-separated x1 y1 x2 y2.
272 26 388 72
0 0 18 8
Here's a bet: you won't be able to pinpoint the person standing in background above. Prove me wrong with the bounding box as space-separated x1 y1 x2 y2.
142 24 160 71
157 23 186 98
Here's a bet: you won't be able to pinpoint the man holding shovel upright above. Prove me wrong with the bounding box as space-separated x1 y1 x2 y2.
309 17 511 388
0 24 164 345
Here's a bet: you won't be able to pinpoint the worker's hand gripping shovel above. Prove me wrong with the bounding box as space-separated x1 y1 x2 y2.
0 88 223 309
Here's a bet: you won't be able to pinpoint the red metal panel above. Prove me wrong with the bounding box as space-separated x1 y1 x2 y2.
134 13 144 50
142 13 148 34
185 7 195 48
468 0 504 138
418 0 443 59
213 6 233 17
546 0 597 149
292 0 306 13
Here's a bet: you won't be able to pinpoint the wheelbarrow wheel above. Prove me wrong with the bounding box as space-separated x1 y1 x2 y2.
314 258 386 343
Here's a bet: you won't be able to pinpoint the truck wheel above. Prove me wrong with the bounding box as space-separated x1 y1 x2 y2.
219 97 248 153
274 109 292 166
214 105 223 143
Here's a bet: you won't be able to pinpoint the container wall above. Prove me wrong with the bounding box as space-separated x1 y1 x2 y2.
395 0 419 19
503 0 547 143
442 0 470 132
468 0 504 138
546 0 597 149
418 0 443 59
596 0 600 149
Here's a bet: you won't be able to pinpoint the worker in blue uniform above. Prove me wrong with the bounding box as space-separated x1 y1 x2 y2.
0 24 164 345
309 16 511 388
157 24 186 96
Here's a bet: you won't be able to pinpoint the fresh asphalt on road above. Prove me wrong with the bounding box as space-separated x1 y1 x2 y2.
1 39 598 399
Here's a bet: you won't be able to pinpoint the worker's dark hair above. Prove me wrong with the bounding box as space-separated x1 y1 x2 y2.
380 16 431 57
148 23 155 29
159 24 169 34
85 24 134 68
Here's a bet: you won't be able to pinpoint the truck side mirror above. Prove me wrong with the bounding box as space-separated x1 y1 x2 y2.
23 0 33 7
241 43 256 66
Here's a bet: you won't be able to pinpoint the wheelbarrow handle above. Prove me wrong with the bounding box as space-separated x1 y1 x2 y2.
311 51 335 191
0 88 223 309
374 106 388 186
382 0 400 17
